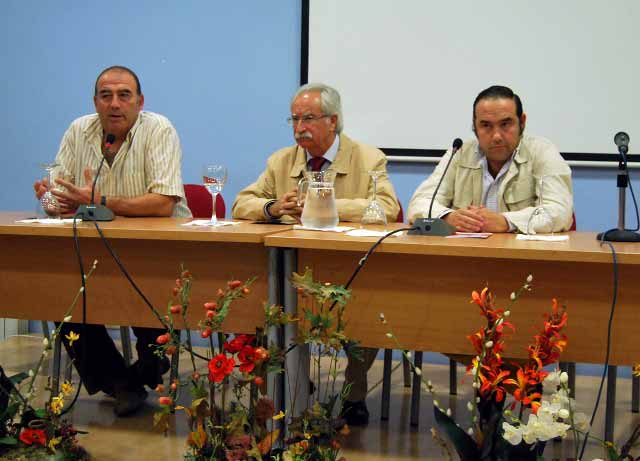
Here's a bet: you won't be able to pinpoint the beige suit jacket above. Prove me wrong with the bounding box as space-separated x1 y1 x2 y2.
232 134 400 222
407 135 574 233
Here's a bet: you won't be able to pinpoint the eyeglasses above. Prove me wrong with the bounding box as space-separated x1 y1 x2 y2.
286 114 330 126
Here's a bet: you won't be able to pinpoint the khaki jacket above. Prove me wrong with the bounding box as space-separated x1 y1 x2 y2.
407 135 574 233
232 134 400 222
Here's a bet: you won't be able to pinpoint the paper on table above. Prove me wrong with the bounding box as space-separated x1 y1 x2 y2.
293 224 355 232
182 220 241 227
15 218 75 224
345 229 401 238
446 232 493 239
516 234 569 242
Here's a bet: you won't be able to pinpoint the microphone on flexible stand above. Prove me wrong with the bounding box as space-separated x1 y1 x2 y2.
409 137 463 236
77 133 116 222
597 131 640 242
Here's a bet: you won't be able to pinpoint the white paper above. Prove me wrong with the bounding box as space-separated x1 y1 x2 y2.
15 218 75 224
516 234 569 242
446 232 493 239
345 229 401 238
293 224 355 232
182 220 241 227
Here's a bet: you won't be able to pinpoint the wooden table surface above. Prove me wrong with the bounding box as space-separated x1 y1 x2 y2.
0 212 290 332
265 224 640 365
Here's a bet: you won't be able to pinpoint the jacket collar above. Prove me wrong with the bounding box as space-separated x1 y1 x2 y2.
288 133 352 178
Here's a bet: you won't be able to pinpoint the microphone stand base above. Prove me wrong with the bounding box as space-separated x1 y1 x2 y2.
596 229 640 242
77 205 115 222
408 218 455 236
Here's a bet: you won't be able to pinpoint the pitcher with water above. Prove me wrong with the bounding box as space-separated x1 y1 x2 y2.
297 170 339 229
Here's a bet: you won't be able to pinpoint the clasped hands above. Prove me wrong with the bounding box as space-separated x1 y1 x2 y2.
443 205 509 233
33 168 100 216
267 188 304 222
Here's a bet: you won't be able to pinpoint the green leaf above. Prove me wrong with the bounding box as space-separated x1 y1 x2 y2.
34 408 47 418
433 406 480 460
0 436 18 445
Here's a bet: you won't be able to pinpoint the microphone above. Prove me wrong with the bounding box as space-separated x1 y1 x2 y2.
77 133 116 221
614 131 630 155
409 137 463 236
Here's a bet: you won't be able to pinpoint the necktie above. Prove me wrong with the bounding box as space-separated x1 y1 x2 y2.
308 157 326 172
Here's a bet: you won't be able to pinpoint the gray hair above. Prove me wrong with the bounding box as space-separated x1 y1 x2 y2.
291 83 343 133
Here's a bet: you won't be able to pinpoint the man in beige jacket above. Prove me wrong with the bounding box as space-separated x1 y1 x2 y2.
233 83 399 426
408 85 573 233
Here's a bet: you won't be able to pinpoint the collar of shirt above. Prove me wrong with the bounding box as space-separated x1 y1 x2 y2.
305 134 339 169
477 142 520 211
83 112 143 156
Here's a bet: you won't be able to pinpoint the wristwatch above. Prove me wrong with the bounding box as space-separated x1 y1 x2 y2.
100 195 107 207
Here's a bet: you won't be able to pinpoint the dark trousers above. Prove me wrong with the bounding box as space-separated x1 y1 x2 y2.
59 322 165 395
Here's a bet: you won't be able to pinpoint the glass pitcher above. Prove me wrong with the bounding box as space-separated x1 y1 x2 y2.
297 170 339 229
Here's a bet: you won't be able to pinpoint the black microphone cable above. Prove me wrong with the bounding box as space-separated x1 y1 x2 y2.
620 149 640 232
578 232 619 459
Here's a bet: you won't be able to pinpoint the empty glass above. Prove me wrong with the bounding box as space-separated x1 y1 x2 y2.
202 165 228 225
361 170 387 226
526 175 554 235
38 163 61 218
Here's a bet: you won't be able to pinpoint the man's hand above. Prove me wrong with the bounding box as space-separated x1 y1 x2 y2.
471 206 509 233
33 178 50 200
267 189 303 221
52 168 98 209
443 208 485 232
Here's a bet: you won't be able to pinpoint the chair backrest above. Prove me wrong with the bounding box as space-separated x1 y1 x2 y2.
569 212 577 231
396 201 404 223
183 184 226 219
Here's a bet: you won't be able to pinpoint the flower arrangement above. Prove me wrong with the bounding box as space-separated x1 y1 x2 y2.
0 262 97 460
151 267 352 461
382 275 640 461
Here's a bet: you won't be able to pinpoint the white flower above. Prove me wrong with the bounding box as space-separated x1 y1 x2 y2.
543 370 562 390
28 369 34 377
467 402 473 411
510 292 516 300
485 341 494 348
414 368 422 376
503 310 511 317
42 338 49 348
427 380 432 387
79 286 85 292
446 408 452 416
385 333 393 338
502 422 523 445
467 427 474 436
527 274 533 283
433 400 439 408
42 351 48 359
572 412 590 432
63 315 72 322
560 372 569 384
406 351 412 359
558 408 570 419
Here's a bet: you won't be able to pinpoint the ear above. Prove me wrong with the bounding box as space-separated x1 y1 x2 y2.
138 93 145 111
328 114 338 133
93 95 98 111
519 113 527 134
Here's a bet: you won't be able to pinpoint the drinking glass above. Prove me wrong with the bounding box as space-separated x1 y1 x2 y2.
361 170 387 226
202 165 228 225
38 162 61 218
526 175 554 235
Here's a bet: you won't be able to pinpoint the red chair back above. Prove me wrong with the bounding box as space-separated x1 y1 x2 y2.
569 212 576 231
396 201 404 223
184 184 225 219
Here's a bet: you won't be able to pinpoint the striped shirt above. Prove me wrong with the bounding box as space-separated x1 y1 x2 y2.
54 111 191 217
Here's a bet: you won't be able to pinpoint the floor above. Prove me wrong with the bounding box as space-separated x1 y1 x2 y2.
1 335 638 461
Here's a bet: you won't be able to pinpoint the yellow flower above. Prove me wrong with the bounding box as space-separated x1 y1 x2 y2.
48 437 61 452
633 363 640 377
65 331 80 347
50 395 64 415
61 381 74 396
272 411 286 420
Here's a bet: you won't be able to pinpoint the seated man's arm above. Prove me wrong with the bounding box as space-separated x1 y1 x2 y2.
232 163 280 220
407 149 457 223
335 152 400 222
502 145 574 233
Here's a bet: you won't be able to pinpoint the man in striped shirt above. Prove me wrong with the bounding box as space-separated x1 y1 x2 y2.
33 66 190 416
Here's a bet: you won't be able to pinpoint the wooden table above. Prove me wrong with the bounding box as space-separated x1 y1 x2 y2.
265 224 640 365
0 212 289 333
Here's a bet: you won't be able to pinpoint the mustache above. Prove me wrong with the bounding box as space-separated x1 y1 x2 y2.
295 132 313 140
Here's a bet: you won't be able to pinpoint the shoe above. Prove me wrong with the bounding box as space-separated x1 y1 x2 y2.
340 400 369 426
114 388 148 417
132 356 171 389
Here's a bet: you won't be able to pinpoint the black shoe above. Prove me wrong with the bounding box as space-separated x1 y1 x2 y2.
132 356 171 390
341 400 369 426
113 388 148 417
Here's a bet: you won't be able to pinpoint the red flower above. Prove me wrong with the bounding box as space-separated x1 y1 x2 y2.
228 280 242 289
224 334 254 354
208 354 235 382
19 428 46 446
238 345 257 373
